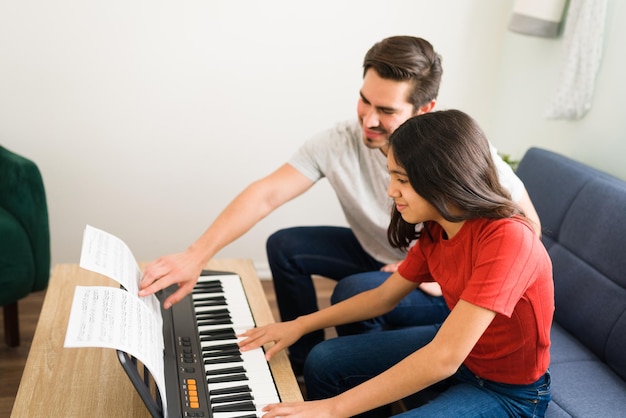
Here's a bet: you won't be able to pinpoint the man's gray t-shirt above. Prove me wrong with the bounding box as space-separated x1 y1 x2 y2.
289 120 525 265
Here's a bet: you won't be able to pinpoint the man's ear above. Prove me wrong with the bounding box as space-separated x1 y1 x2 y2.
416 99 437 115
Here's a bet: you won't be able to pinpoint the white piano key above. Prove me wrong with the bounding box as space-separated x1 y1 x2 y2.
192 273 280 415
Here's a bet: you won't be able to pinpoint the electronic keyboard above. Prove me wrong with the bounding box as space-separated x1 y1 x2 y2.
117 270 281 418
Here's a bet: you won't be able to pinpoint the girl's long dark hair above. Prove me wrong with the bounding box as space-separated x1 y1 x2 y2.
387 110 523 250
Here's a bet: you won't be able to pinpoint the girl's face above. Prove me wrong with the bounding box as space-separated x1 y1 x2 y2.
387 149 441 225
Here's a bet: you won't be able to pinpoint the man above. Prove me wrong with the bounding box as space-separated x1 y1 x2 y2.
140 36 541 376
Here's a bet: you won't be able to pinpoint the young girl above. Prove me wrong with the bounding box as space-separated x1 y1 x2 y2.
239 109 554 417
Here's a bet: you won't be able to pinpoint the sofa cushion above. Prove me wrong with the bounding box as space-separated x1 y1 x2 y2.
558 178 626 289
515 148 605 250
547 325 626 417
550 177 626 381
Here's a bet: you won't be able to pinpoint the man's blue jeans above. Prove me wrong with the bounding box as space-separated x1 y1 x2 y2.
331 271 449 336
304 328 551 417
267 226 385 371
266 226 448 372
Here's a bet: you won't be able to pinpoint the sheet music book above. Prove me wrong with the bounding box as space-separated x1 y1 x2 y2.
64 225 169 416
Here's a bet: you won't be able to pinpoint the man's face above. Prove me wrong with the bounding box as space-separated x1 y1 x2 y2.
357 69 418 155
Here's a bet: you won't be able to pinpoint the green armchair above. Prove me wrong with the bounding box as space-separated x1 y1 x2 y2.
0 145 50 347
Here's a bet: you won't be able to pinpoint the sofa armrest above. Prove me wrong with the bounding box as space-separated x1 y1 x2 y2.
0 146 50 291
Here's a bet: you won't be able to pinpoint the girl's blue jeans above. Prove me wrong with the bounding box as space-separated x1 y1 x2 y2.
304 327 551 418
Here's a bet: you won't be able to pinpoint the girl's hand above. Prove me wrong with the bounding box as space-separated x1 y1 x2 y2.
238 320 305 361
262 399 340 418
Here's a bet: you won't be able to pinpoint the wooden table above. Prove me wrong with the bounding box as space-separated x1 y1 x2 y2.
11 259 302 417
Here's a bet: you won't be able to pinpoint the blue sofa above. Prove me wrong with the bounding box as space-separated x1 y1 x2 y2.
516 147 626 417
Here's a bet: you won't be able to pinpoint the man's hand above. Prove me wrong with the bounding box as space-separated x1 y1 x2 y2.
381 260 442 297
139 251 205 309
380 260 403 272
417 281 443 297
238 320 305 361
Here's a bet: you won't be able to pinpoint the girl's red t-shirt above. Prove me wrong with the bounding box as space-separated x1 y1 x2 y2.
398 216 554 384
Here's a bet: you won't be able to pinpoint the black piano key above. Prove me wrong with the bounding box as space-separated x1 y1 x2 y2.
203 348 241 357
196 308 230 318
194 281 223 290
196 311 231 320
199 327 234 335
194 299 227 308
197 319 232 327
209 385 251 396
194 283 222 289
196 277 222 284
210 393 254 404
222 415 257 418
200 334 236 342
207 373 248 384
212 401 256 413
194 295 227 302
195 308 230 317
197 318 233 327
196 278 221 284
205 366 246 376
199 327 236 338
202 343 240 353
195 307 230 315
203 354 243 364
198 317 233 325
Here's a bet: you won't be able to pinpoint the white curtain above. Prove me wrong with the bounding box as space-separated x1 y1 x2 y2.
543 0 609 120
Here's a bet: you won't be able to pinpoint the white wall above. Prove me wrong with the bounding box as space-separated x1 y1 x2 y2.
490 0 626 178
1 1 623 272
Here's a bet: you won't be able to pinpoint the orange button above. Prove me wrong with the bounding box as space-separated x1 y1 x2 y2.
188 384 197 391
189 390 198 397
190 401 199 409
187 378 197 385
189 395 198 402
